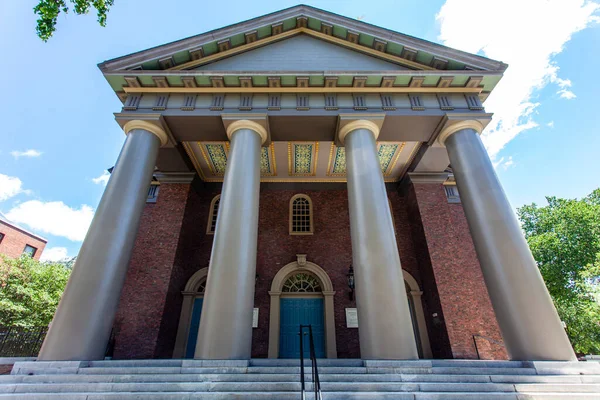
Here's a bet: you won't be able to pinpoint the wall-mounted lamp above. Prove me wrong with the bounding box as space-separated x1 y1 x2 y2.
347 266 355 301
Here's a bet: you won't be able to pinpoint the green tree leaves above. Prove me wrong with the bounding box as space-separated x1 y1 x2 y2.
518 189 600 354
34 0 114 41
0 255 71 327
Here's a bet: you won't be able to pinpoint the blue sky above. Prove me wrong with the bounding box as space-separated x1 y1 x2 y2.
0 0 598 261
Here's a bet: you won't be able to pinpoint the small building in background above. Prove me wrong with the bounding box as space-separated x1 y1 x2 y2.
0 212 46 260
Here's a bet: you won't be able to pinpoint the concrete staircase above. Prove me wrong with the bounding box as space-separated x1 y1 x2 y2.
1 359 600 399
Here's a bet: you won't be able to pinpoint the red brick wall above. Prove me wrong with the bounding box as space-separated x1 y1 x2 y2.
408 183 507 360
0 222 46 260
114 181 507 360
112 183 192 359
0 364 12 375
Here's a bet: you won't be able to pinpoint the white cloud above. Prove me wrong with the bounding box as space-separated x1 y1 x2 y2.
547 121 555 128
437 0 599 159
40 247 69 262
493 155 515 171
11 149 42 158
92 170 110 186
6 201 94 241
0 173 24 201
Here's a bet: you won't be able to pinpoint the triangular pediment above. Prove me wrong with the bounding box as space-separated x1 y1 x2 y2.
193 34 409 72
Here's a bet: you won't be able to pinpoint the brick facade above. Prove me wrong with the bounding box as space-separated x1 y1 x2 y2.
0 221 46 260
407 183 508 360
112 180 507 360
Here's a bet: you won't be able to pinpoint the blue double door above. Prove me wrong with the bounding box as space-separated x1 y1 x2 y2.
185 298 203 358
279 298 325 358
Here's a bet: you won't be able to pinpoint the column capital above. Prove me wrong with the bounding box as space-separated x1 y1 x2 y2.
123 120 169 147
437 119 484 146
222 115 269 145
337 114 385 145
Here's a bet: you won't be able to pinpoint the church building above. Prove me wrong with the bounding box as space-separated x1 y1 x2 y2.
36 5 575 363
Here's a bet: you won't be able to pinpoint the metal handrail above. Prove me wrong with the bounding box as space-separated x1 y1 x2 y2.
299 324 322 400
472 334 505 359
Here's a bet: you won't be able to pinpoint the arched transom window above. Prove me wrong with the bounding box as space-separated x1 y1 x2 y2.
206 195 220 234
282 273 322 292
289 194 313 235
196 278 207 294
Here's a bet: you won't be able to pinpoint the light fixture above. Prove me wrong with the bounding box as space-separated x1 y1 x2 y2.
347 266 355 301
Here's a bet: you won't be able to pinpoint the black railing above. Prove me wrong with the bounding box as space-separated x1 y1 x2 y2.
0 327 47 357
472 334 505 359
299 324 322 400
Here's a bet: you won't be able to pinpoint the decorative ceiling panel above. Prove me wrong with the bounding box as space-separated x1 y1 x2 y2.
288 142 318 176
183 140 420 183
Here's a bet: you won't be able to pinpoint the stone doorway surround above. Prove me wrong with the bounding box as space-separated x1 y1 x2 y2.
172 267 208 358
268 255 337 358
403 270 432 359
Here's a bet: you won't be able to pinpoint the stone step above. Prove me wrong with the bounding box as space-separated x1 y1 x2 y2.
431 367 537 375
3 381 598 394
249 359 364 367
431 360 525 368
2 392 600 400
4 373 598 385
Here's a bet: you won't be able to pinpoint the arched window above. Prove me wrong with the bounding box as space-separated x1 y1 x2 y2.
206 195 221 234
282 273 322 292
289 194 313 235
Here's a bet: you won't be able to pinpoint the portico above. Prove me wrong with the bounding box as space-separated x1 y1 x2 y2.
37 5 575 363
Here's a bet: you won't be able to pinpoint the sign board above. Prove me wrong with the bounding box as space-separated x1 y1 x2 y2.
345 308 358 328
252 308 259 328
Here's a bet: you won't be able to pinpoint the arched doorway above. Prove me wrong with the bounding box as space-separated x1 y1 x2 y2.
172 267 208 358
403 270 432 359
268 255 337 358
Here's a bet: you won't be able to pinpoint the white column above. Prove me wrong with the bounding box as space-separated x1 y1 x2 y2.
440 122 576 361
194 120 266 359
342 120 419 360
38 121 167 361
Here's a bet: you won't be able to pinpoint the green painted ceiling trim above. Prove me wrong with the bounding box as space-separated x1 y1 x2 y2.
142 60 159 70
415 52 434 66
337 76 353 85
481 75 501 91
307 17 321 30
252 76 268 86
447 60 464 70
229 33 246 47
332 25 347 40
223 76 239 86
393 76 411 85
386 42 403 57
309 76 324 85
256 26 271 39
282 18 296 31
107 75 127 91
173 51 191 65
358 33 375 48
366 76 381 85
138 76 155 86
166 76 183 86
195 76 210 85
451 75 469 86
202 42 218 57
422 76 439 85
281 76 296 85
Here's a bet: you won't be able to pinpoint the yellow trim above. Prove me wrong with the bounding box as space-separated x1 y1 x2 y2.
397 142 421 180
339 119 380 144
123 119 168 146
169 27 434 71
123 86 481 94
182 141 207 181
226 119 268 144
383 142 406 177
437 120 484 145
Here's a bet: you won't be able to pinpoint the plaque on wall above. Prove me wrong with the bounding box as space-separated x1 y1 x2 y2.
253 308 259 328
346 308 358 328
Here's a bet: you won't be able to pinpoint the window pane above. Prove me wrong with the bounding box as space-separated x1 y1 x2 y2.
23 245 37 257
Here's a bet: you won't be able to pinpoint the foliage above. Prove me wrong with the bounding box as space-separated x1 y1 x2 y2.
0 255 71 327
518 189 600 354
34 0 114 41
